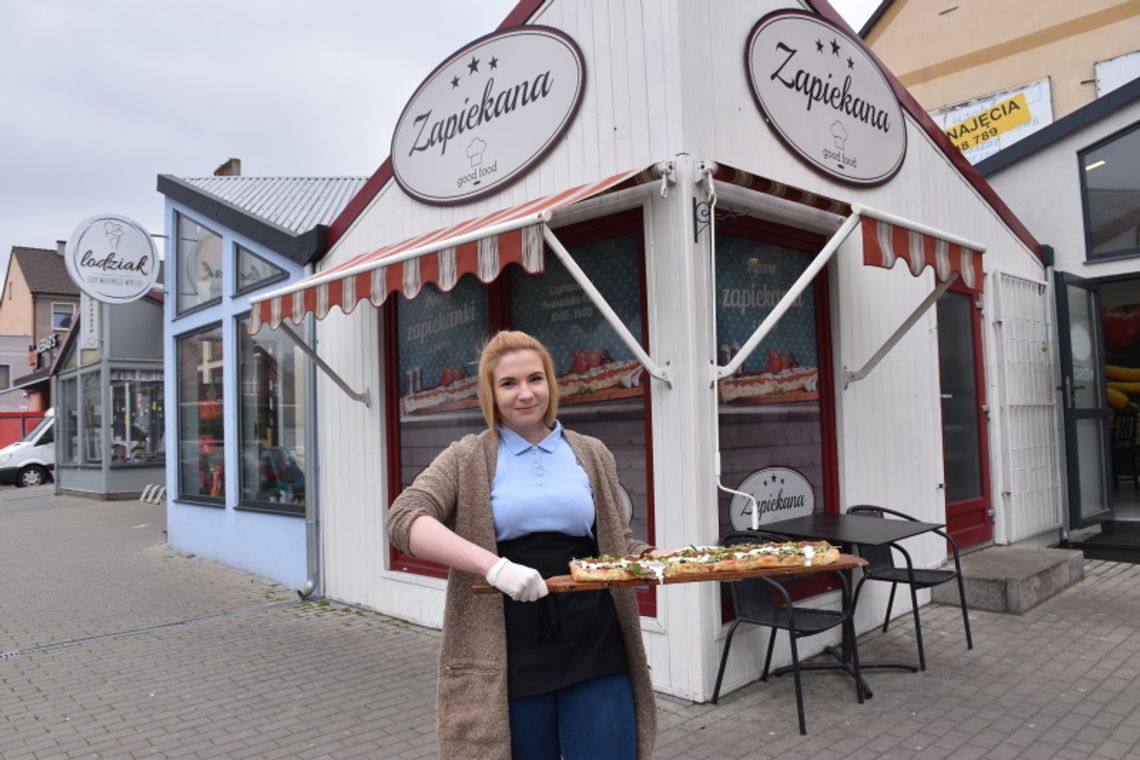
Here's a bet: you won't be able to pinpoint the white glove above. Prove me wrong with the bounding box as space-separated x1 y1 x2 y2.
485 557 548 602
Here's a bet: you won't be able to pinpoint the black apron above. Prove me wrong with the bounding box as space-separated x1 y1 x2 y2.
497 531 628 700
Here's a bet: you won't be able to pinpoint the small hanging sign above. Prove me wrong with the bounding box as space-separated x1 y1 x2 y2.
730 466 816 531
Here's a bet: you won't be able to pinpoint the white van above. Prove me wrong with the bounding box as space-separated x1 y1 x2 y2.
0 409 55 487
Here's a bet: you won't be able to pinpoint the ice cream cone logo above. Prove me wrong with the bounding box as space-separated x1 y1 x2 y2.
104 221 124 249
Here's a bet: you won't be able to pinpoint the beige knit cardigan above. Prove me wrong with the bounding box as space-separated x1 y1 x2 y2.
387 428 656 760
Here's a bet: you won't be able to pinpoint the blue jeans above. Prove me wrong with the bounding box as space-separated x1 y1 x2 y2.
508 673 637 760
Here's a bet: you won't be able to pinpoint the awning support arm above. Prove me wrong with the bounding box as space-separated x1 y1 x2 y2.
843 272 958 388
542 225 671 387
278 321 371 407
715 212 861 381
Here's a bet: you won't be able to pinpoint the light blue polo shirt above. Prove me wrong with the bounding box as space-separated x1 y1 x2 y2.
490 421 595 542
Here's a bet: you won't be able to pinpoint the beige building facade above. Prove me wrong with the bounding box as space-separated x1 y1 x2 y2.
864 0 1140 121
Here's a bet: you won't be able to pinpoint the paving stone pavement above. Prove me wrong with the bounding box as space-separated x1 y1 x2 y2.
2 488 1139 759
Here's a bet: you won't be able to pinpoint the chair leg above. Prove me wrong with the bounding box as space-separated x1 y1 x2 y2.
909 582 926 671
761 626 778 681
955 574 974 650
787 633 807 736
712 620 740 704
882 582 898 633
846 615 865 704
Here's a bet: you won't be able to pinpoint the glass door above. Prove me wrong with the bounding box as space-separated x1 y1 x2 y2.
1054 272 1112 528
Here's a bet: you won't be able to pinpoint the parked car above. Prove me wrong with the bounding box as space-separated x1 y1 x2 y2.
0 409 55 487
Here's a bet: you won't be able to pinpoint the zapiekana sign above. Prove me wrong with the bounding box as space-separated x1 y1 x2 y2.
746 11 906 186
65 214 159 304
730 466 816 531
391 26 585 205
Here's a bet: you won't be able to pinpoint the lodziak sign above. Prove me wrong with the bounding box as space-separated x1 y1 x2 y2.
65 214 160 304
746 11 906 186
391 26 586 205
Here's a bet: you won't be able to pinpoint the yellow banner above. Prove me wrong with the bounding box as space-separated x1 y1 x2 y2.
944 93 1032 152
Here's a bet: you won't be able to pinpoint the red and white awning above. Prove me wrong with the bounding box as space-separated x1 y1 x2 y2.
248 168 648 332
860 212 984 291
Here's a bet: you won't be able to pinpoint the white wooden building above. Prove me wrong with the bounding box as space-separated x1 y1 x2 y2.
248 0 1060 701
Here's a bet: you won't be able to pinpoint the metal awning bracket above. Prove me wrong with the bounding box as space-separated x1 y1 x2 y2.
542 226 671 387
278 321 371 407
843 272 958 388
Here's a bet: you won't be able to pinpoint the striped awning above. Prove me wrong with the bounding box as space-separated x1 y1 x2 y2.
248 168 648 332
860 214 984 291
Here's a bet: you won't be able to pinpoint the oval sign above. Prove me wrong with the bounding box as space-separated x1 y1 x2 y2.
65 214 160 304
746 11 906 186
391 26 586 205
729 466 816 531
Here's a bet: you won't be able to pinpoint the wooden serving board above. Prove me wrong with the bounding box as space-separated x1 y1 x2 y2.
472 553 866 594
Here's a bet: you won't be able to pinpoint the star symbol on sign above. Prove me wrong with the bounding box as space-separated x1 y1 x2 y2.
489 56 499 70
468 56 480 74
816 39 824 53
847 56 854 69
450 75 460 89
830 38 841 55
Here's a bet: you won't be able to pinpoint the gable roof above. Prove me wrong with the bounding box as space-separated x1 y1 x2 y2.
157 175 367 265
326 0 1040 259
11 247 80 297
976 75 1140 177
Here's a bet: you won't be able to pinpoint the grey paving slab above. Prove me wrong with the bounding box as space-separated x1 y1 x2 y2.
3 488 1140 758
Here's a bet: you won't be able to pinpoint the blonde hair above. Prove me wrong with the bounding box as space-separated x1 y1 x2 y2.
477 330 559 432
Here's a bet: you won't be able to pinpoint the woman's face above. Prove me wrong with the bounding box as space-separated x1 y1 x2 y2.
492 349 550 438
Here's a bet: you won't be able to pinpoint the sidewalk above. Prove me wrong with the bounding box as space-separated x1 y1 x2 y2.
1 489 1139 759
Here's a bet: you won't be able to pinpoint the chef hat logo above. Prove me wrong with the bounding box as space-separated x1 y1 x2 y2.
466 137 487 167
830 121 848 150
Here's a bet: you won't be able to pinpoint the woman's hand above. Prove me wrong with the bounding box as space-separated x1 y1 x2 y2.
644 548 673 558
485 557 549 602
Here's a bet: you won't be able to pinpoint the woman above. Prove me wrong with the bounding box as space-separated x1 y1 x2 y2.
388 330 656 760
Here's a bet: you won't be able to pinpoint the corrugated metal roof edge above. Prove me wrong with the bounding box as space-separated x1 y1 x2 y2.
157 175 329 266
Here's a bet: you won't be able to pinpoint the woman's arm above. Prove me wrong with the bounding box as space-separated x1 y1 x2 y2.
407 515 500 576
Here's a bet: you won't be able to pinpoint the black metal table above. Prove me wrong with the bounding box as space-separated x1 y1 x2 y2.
763 512 944 698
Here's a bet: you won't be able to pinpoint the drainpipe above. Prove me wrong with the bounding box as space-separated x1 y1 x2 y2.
297 314 321 599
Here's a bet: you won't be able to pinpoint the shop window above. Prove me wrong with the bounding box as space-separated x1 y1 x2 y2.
388 212 653 583
52 302 75 331
81 371 102 463
109 370 165 466
237 315 306 514
0 364 8 390
714 224 836 532
235 245 287 295
176 214 224 314
59 377 78 464
177 324 225 502
1080 121 1140 261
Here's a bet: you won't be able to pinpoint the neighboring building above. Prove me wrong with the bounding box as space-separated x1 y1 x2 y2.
51 291 166 499
978 78 1140 528
0 244 80 410
0 335 29 411
862 0 1140 164
158 172 366 588
242 0 1057 702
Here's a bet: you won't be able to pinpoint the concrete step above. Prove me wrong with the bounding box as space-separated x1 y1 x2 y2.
930 546 1084 614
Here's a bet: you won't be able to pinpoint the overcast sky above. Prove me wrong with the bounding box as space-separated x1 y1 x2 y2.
0 0 877 278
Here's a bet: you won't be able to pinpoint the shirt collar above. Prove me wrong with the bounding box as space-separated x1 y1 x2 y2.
499 420 563 455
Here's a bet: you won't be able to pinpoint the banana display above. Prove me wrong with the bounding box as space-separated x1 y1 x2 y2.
1108 366 1140 412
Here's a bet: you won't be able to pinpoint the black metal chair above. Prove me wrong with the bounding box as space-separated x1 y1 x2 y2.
847 505 973 671
711 531 862 735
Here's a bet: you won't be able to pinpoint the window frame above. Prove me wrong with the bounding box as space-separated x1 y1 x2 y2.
382 209 658 613
107 371 165 469
51 302 76 331
175 321 226 507
58 375 78 464
0 363 9 391
234 244 290 297
234 312 306 517
174 212 226 317
1078 119 1140 263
